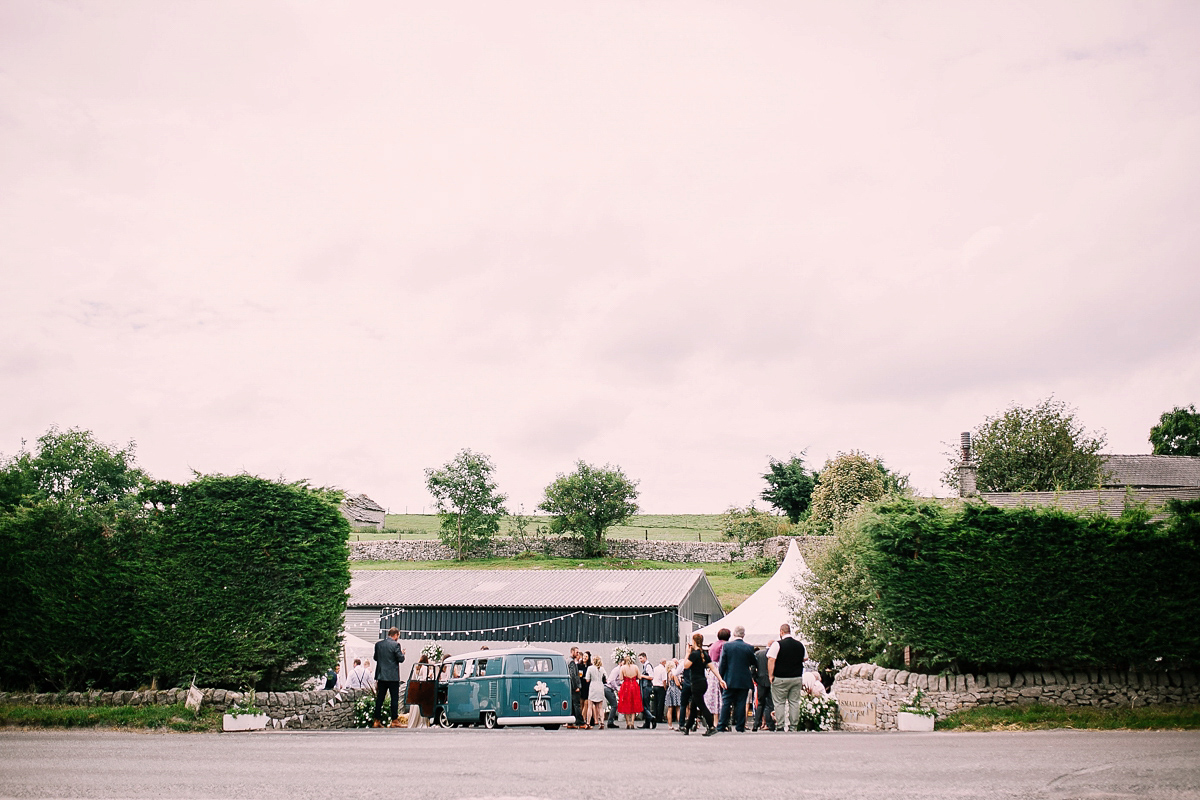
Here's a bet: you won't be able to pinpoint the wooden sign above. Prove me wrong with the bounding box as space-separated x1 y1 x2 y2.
838 691 878 730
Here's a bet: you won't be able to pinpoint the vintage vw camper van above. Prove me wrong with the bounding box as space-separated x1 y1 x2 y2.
432 647 573 729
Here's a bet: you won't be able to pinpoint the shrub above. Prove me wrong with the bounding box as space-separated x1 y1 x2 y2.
809 452 906 532
143 475 352 690
860 496 1200 671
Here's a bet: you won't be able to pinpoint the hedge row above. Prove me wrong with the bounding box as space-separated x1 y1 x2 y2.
0 474 351 692
860 497 1200 671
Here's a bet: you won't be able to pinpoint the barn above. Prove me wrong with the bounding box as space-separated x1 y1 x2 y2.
345 569 725 661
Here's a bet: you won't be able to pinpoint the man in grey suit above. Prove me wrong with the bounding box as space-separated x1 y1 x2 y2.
717 625 756 732
372 626 406 728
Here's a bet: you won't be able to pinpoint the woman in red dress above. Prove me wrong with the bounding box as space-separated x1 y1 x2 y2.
616 657 644 729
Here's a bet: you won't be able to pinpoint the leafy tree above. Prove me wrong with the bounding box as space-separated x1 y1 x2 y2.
425 449 508 560
0 426 147 512
789 510 900 668
143 475 351 690
538 461 639 557
760 455 818 523
809 451 906 532
719 504 790 545
942 398 1108 492
0 428 152 691
1150 404 1200 456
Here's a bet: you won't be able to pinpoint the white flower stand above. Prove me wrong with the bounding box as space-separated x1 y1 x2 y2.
222 713 269 731
896 711 935 732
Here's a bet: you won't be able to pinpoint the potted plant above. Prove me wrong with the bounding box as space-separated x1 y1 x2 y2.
896 688 936 731
223 688 269 732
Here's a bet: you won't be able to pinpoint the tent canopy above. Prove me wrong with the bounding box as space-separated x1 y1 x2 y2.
692 539 811 648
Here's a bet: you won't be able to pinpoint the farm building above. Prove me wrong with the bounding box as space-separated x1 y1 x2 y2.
340 494 386 531
344 568 725 661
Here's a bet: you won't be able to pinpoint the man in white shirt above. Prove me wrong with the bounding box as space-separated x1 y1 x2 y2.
651 659 669 726
766 623 807 731
346 658 372 690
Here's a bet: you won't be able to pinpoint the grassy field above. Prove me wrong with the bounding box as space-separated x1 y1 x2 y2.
348 514 726 542
936 704 1200 731
353 555 769 611
0 703 220 731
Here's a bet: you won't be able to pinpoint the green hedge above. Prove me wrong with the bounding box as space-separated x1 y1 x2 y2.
860 497 1200 671
0 465 350 691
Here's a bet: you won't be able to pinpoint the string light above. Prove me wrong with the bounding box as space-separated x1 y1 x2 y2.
370 607 697 638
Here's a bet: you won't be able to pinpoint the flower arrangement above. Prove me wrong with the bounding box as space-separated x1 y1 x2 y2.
795 694 839 731
421 643 446 663
898 688 937 718
226 687 262 718
352 695 374 728
611 645 638 666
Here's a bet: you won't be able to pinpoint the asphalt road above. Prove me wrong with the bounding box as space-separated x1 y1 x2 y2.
1 727 1199 800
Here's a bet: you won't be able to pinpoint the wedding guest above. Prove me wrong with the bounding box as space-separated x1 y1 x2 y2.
585 656 606 729
680 633 724 736
664 660 682 730
604 664 621 728
347 658 372 690
616 657 644 729
651 658 668 725
716 625 755 733
752 644 775 731
637 654 656 729
767 623 807 731
705 628 731 716
567 647 584 728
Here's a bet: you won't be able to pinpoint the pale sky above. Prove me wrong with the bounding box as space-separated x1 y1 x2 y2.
3 1 1198 513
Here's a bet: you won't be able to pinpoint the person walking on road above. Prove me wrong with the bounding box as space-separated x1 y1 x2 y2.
767 623 806 731
372 627 406 728
716 625 755 733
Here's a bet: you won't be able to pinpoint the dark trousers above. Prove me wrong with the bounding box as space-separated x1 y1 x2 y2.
373 680 400 722
651 686 666 722
753 683 775 730
680 682 713 731
573 691 584 725
639 681 655 726
604 686 618 724
718 686 749 732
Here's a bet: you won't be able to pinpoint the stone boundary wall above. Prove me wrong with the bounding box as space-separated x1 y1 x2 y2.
832 662 1200 731
0 687 374 730
349 535 833 564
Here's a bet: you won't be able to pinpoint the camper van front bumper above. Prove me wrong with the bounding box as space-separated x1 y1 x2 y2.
498 715 575 726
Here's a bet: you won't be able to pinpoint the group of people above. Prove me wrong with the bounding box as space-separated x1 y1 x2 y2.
566 623 827 735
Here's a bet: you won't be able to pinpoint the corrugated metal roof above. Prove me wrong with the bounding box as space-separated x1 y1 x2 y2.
348 569 708 609
1102 455 1200 488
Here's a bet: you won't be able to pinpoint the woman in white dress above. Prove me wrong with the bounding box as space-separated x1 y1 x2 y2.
584 656 606 729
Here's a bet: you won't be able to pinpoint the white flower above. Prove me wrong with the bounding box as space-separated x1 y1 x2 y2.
534 681 548 697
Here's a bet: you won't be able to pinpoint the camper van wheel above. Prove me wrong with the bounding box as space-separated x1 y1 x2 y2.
482 711 498 729
435 708 454 728
542 724 561 731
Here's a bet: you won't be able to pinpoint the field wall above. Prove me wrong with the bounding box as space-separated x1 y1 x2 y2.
348 535 833 564
0 687 374 729
832 662 1200 731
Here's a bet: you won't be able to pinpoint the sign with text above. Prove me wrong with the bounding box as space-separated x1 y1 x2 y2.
838 691 878 730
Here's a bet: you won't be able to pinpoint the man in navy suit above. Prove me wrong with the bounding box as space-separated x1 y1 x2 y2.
371 627 406 728
717 625 756 732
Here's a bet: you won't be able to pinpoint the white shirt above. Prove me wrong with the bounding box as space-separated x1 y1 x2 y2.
651 663 668 687
766 634 803 661
346 665 372 689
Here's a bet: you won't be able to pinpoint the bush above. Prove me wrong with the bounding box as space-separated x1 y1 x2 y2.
809 452 906 533
860 496 1200 672
719 505 790 544
143 475 352 690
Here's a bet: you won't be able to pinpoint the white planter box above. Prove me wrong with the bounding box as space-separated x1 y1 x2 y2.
896 711 935 732
222 713 269 732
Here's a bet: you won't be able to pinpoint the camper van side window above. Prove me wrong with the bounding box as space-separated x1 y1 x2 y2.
451 661 464 679
522 657 552 673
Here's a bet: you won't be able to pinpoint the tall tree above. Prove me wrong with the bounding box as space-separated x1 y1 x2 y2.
760 454 818 523
809 451 903 532
538 462 639 557
424 449 508 560
942 397 1108 492
1150 404 1200 457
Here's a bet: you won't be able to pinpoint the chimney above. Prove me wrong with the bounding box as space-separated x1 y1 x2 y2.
958 431 978 497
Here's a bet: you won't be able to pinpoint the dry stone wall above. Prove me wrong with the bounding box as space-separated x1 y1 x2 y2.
349 535 832 564
832 662 1200 730
0 687 374 730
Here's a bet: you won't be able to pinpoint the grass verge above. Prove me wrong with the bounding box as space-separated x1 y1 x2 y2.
0 702 221 732
352 555 770 611
937 704 1200 731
